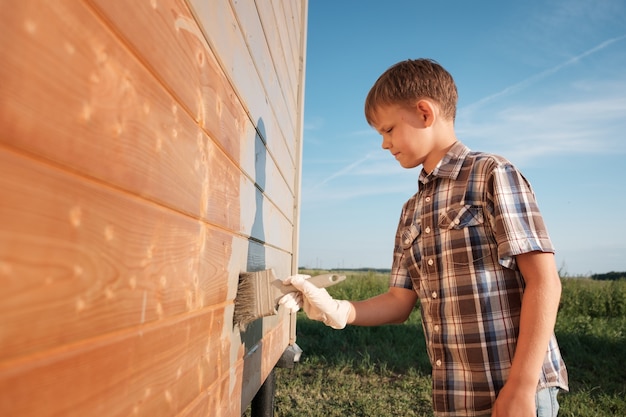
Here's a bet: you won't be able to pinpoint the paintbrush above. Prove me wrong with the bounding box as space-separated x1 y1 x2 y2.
233 269 346 330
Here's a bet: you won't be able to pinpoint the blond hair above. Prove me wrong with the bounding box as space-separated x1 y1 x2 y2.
364 59 458 124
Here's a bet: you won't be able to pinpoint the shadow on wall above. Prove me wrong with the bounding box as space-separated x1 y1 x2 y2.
240 118 269 411
241 118 267 345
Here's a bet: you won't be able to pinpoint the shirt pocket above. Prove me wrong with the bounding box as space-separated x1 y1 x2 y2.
439 205 491 270
439 204 484 229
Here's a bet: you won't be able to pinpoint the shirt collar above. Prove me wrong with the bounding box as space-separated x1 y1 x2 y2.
419 141 470 184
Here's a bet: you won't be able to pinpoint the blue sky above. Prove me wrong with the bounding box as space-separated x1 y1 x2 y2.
297 0 626 276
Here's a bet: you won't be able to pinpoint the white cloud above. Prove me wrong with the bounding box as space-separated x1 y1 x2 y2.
457 32 626 164
462 35 626 115
458 87 626 164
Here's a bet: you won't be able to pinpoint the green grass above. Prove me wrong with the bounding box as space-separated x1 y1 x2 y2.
256 272 626 416
273 270 433 416
555 279 626 416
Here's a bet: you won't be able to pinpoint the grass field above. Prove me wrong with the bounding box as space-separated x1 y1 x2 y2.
262 271 626 416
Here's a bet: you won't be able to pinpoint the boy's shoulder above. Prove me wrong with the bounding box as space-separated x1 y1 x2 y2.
446 142 516 176
463 148 516 175
466 149 511 166
448 142 511 165
436 142 516 182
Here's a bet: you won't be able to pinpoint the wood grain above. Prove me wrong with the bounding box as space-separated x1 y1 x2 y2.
88 0 299 193
1 305 234 417
0 0 306 415
0 146 294 416
0 0 298 230
0 147 221 359
187 0 298 180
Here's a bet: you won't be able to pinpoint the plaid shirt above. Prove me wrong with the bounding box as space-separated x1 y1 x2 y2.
390 142 568 416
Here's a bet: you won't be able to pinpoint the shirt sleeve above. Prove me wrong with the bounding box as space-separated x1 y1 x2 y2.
389 199 415 290
488 163 555 269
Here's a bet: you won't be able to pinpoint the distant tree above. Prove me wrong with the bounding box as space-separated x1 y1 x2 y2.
591 271 626 281
327 267 391 274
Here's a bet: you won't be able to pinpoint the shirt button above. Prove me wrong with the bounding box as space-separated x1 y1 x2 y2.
425 226 431 233
454 218 460 225
425 196 431 202
436 359 442 366
431 291 437 299
427 259 434 266
404 238 411 245
434 325 440 332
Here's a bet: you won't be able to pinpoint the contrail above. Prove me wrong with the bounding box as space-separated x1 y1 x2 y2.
311 152 376 189
462 34 626 112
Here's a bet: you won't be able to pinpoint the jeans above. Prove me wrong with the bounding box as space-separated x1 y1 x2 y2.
536 387 561 417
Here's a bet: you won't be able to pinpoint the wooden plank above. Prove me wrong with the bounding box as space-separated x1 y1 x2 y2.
86 0 298 214
0 147 294 360
279 0 304 121
0 148 295 415
0 0 296 242
177 317 292 417
0 148 221 359
0 0 306 415
87 0 298 188
1 251 292 417
0 304 287 417
241 128 296 228
86 0 246 161
241 184 294 255
270 0 298 97
281 0 308 272
264 0 299 107
186 0 298 179
240 0 297 114
228 0 297 138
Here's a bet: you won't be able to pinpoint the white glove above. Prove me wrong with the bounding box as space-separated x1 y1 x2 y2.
279 274 353 329
278 275 305 313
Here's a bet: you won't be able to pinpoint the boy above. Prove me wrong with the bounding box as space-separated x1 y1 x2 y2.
281 59 568 417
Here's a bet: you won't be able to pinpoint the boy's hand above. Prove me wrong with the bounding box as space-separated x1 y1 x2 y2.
277 274 307 313
279 274 353 329
491 382 535 417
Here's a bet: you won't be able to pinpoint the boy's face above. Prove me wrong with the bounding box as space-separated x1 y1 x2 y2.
371 103 435 170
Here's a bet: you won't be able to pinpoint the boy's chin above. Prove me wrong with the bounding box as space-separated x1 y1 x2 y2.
399 161 420 169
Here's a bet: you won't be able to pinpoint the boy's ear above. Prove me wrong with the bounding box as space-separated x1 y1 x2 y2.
416 99 436 127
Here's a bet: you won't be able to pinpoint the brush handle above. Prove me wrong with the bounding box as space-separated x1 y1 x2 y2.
280 274 346 294
274 273 346 301
303 273 346 289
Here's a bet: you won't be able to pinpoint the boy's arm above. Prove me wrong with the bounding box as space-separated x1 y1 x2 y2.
492 250 562 417
349 287 418 326
282 275 418 328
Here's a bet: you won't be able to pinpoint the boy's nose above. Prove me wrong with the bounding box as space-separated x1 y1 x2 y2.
381 136 391 149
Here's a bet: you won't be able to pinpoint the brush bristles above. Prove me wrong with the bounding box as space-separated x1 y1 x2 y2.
233 272 258 330
233 269 293 330
233 270 347 330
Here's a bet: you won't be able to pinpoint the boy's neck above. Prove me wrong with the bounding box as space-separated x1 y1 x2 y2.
423 125 458 174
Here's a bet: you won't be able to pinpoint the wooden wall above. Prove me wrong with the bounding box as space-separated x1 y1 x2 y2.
0 0 307 416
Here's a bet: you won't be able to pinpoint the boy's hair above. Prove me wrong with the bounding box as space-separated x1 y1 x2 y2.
365 58 458 124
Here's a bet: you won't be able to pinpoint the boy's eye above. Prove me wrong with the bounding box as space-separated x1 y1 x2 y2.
385 127 393 133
